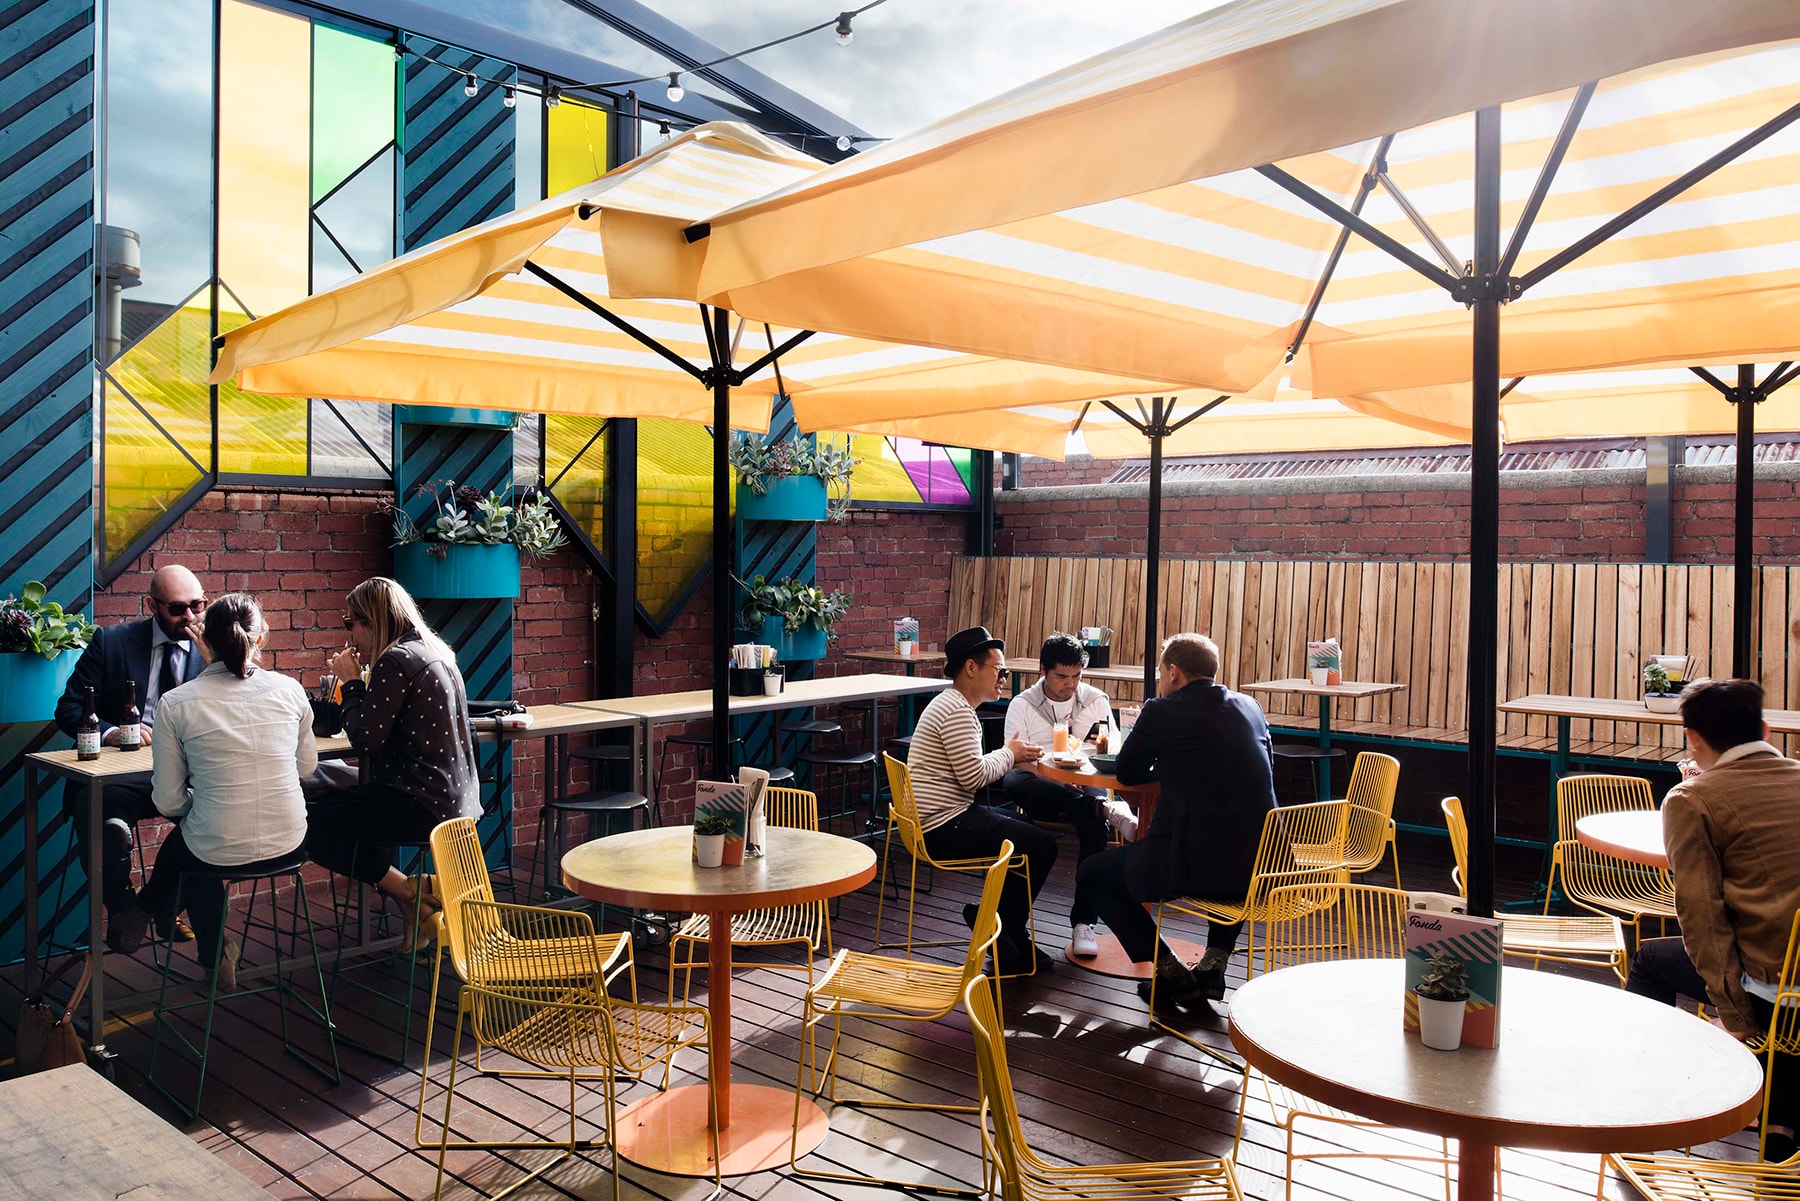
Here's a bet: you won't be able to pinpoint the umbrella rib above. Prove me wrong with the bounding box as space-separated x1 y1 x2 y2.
1519 99 1800 294
1690 365 1735 400
1070 401 1091 435
1166 395 1230 435
1102 399 1148 434
1256 163 1460 294
1287 134 1393 362
522 261 707 382
1758 362 1797 397
734 327 816 382
1375 169 1463 276
1497 81 1595 282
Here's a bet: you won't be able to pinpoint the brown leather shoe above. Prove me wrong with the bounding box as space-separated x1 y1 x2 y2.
107 906 152 955
155 912 196 943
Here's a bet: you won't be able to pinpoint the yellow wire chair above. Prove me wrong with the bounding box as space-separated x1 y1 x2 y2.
1149 799 1356 1046
666 786 831 1004
432 899 718 1201
1441 797 1627 982
415 820 638 1168
1292 751 1404 886
791 842 1013 1198
875 753 1038 979
1261 882 1464 1201
964 972 1247 1201
1547 774 1678 942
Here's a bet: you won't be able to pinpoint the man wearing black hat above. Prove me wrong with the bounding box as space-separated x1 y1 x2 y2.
906 625 1056 973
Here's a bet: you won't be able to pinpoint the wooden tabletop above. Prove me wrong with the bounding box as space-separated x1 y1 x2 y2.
1036 756 1157 799
1003 656 1145 683
573 673 950 723
561 825 876 913
1241 678 1409 699
0 1064 271 1200
843 648 947 665
1502 693 1800 734
1229 960 1762 1153
1577 810 1669 869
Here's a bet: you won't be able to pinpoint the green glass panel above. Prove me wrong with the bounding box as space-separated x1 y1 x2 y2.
217 308 308 475
948 446 976 491
638 418 714 625
835 433 921 504
547 414 607 554
312 24 397 202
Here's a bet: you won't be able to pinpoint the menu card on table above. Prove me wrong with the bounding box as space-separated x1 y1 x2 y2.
1403 909 1503 1047
693 780 750 866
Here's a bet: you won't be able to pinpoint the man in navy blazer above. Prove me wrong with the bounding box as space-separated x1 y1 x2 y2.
1069 632 1276 1007
56 564 207 945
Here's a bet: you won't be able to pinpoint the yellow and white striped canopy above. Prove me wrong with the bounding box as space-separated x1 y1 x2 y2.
685 0 1800 436
209 124 1206 432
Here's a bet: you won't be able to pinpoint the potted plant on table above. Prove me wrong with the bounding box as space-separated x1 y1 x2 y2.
388 480 569 600
693 812 733 868
737 575 851 661
730 434 859 522
1413 951 1470 1050
0 581 97 724
1643 662 1684 714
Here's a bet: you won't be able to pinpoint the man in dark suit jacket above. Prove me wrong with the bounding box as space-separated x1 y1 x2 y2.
1070 632 1275 1007
56 564 207 944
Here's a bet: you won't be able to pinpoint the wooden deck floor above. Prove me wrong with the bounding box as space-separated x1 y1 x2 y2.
0 830 1761 1201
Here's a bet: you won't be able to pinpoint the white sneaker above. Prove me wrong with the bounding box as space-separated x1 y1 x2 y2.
1103 799 1138 842
1070 923 1101 958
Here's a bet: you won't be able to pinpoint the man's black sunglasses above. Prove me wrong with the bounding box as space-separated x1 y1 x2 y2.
160 598 207 615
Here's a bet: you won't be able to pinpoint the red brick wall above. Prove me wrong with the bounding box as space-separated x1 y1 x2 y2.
816 508 966 666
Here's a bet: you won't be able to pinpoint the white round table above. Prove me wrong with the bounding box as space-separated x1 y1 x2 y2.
1229 960 1763 1201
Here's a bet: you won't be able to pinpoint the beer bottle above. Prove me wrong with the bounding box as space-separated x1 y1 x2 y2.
76 686 101 761
117 679 142 751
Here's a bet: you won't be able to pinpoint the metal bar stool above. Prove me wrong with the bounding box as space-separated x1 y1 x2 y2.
147 848 338 1119
1271 743 1347 804
326 839 438 1065
656 730 742 818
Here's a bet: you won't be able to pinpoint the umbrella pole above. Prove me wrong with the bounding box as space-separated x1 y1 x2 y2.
1142 398 1165 701
711 306 734 784
1733 364 1755 679
1466 106 1503 920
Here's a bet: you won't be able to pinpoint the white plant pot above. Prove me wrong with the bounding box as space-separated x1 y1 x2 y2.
1310 668 1330 686
1644 694 1682 713
1415 993 1467 1051
695 833 726 868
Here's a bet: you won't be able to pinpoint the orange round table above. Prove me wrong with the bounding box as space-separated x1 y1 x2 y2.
561 825 875 1176
1576 810 1668 869
1230 960 1763 1201
1032 760 1197 978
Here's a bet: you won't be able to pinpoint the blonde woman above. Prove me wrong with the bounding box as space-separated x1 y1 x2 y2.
306 578 478 932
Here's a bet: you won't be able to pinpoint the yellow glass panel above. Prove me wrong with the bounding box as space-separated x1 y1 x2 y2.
104 304 211 562
834 433 920 503
218 309 307 474
637 418 714 624
109 302 212 460
218 0 311 319
547 98 610 196
546 414 606 551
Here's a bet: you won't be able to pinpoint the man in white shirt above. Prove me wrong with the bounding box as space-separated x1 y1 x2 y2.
1003 633 1114 956
907 626 1056 973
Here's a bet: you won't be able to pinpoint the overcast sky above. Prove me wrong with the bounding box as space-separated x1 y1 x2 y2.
644 1 1223 140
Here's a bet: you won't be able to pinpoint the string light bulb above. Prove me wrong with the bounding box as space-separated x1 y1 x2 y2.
657 120 671 139
463 72 478 98
836 135 852 151
835 12 854 45
502 84 516 108
545 85 562 108
666 71 684 103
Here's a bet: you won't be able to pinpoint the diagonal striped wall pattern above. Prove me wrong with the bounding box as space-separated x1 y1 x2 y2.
0 0 96 964
400 34 515 253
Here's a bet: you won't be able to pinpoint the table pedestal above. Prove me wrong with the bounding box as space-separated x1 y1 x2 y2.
1064 932 1206 978
1458 1138 1496 1201
615 1084 829 1176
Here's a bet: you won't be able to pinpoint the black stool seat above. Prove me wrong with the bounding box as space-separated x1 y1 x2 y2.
549 789 651 813
186 848 310 878
780 718 841 736
755 765 796 783
1271 745 1347 760
801 748 878 767
669 732 742 749
569 744 632 762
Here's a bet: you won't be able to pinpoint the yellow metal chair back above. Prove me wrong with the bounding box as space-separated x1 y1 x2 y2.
1549 774 1676 933
1262 882 1411 972
1441 795 1472 893
429 817 492 983
961 841 1012 985
1342 751 1403 883
1755 909 1800 1159
964 973 1245 1201
885 752 930 860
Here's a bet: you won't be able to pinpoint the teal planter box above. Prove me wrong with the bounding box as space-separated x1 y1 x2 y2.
738 475 827 522
760 616 827 662
394 542 522 600
395 406 519 429
0 650 81 724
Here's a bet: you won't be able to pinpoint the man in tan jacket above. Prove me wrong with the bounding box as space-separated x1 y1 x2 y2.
1626 679 1800 1161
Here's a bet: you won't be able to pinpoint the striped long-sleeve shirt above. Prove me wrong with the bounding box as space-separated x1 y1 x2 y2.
908 687 1014 833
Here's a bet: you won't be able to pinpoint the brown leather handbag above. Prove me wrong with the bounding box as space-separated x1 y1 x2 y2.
12 954 90 1074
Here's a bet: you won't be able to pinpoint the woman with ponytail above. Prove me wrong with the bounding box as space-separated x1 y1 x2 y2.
112 594 315 989
306 577 478 942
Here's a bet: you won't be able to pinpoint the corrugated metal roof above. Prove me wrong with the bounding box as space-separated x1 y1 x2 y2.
1104 437 1800 484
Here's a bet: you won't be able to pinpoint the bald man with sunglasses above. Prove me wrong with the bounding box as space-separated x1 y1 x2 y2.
56 564 208 947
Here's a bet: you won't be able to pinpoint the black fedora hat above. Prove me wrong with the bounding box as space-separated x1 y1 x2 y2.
944 625 1005 678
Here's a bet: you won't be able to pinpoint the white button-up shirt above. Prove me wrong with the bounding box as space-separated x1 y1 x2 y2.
1004 679 1115 749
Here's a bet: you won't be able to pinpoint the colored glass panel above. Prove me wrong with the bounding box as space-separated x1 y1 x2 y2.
514 87 544 206
310 399 390 477
313 144 396 287
218 0 311 320
546 415 606 555
896 439 974 506
103 302 211 562
515 414 545 487
546 97 609 196
838 434 922 504
312 24 396 202
638 418 712 626
103 0 213 332
218 308 307 475
948 446 976 491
